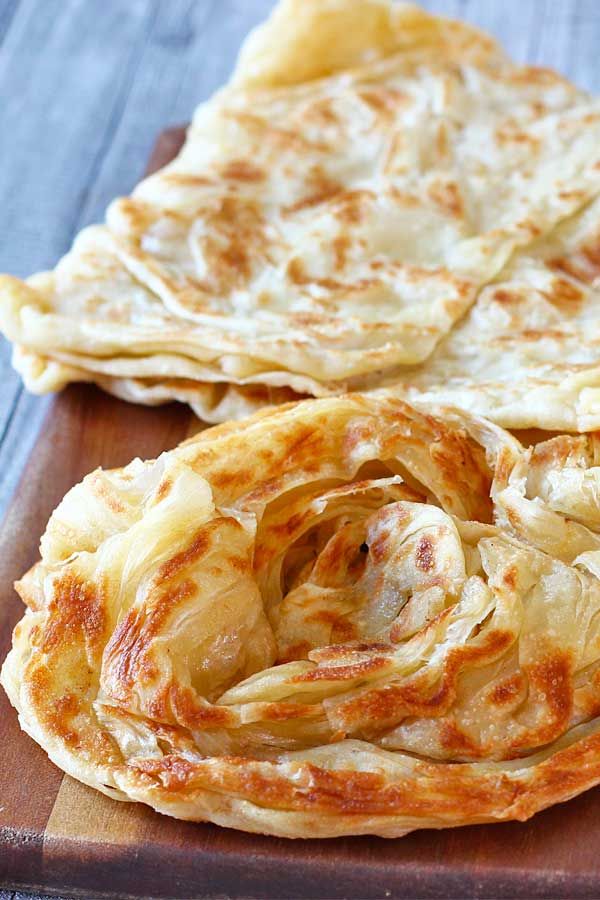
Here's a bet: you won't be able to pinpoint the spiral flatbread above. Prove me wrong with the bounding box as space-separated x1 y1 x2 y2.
6 393 600 837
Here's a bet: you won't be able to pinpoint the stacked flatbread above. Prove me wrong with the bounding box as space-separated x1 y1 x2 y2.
2 0 600 425
7 391 600 837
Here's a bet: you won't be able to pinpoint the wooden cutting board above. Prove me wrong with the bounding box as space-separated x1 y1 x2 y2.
1 128 600 900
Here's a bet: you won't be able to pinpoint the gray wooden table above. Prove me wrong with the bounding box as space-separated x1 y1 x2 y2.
0 3 598 898
1 0 599 523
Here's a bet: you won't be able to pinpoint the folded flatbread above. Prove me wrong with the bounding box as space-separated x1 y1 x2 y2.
2 0 600 424
402 193 600 430
6 392 600 837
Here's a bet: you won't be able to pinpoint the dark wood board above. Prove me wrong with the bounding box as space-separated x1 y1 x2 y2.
1 127 600 900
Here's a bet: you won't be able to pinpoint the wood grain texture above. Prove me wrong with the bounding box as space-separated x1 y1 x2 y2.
2 126 600 900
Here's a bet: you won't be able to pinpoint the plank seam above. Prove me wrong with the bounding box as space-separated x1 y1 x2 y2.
0 384 23 455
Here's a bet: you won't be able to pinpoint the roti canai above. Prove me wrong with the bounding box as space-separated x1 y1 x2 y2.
2 0 600 423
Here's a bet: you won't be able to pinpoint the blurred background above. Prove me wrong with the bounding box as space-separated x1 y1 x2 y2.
0 0 599 518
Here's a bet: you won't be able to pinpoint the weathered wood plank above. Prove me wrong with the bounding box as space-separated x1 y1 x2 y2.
0 0 598 525
0 894 60 899
0 893 58 899
0 0 20 44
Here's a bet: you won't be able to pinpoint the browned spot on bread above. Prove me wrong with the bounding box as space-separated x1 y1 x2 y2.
286 165 342 213
505 506 523 533
493 288 521 305
164 173 214 187
439 720 483 757
333 629 514 733
359 86 408 116
583 234 600 277
489 672 525 706
158 529 212 582
210 467 254 492
510 66 565 86
241 478 289 507
268 510 309 540
303 98 340 127
436 122 450 159
428 427 493 524
389 187 421 209
283 423 326 467
332 235 351 271
290 311 338 327
543 276 584 310
223 110 330 153
383 131 406 172
519 219 542 238
105 579 197 704
89 473 127 513
528 652 573 731
43 572 107 653
428 180 463 218
28 665 118 760
311 641 393 662
291 656 388 683
287 257 309 285
155 476 173 502
549 234 600 286
227 554 250 573
116 197 158 233
415 536 435 572
494 328 567 344
220 160 265 182
494 447 516 486
343 418 376 456
28 666 82 746
278 641 312 663
495 126 541 150
550 254 588 282
305 610 357 643
201 196 268 294
496 654 574 755
45 692 82 746
256 702 320 722
168 684 234 729
333 189 375 225
503 567 518 590
369 528 394 564
530 434 586 470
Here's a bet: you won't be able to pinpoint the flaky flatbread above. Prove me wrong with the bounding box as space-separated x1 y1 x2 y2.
6 393 600 837
2 0 600 422
402 193 600 430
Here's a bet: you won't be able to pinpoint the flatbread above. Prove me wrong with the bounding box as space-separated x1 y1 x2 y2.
6 392 600 837
402 193 600 430
2 0 600 421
